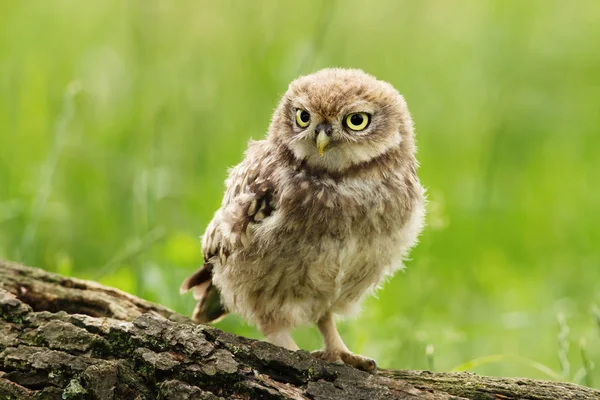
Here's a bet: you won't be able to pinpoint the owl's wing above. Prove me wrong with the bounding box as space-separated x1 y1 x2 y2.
180 142 277 323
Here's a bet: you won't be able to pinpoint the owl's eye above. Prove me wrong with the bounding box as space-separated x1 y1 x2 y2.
295 109 311 128
345 112 370 131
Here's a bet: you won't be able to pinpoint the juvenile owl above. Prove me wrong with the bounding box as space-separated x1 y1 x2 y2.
181 68 425 371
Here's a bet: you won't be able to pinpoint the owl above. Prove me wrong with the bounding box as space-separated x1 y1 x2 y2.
181 68 425 371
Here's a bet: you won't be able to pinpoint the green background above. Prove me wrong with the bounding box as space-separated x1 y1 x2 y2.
1 0 598 387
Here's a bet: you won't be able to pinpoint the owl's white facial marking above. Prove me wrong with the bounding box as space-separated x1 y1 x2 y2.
287 129 402 172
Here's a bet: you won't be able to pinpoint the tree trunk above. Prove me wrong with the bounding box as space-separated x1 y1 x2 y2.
0 261 597 400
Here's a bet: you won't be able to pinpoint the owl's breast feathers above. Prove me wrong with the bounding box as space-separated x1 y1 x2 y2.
275 143 422 235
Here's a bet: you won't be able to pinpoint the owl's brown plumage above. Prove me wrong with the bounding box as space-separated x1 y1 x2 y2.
181 68 425 371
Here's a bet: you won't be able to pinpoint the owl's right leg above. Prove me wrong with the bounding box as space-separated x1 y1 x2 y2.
262 326 299 351
312 313 377 372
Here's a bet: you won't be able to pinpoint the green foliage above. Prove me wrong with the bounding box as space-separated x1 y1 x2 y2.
0 0 598 387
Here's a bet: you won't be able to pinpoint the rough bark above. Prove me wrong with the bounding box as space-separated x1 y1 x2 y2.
0 261 598 400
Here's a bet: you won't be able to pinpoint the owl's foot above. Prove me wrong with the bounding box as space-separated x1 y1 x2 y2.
311 349 377 372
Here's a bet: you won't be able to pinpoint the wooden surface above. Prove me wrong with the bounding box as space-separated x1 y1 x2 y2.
1 261 598 399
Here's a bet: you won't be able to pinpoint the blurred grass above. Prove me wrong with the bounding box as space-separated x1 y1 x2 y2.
1 0 599 387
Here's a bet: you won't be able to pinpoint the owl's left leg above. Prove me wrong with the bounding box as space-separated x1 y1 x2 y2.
262 327 299 351
312 313 377 372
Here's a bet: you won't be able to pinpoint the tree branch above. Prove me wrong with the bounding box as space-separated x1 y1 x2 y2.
1 261 598 399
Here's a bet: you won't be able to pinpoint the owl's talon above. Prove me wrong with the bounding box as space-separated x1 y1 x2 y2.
311 349 325 359
339 352 377 372
311 349 376 371
311 349 343 364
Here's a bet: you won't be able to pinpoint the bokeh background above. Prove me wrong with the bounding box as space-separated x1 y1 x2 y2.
1 0 598 388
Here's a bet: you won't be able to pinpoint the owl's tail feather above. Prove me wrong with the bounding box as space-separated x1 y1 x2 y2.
180 263 228 324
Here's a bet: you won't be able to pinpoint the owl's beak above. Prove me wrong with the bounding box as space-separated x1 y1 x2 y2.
316 130 331 157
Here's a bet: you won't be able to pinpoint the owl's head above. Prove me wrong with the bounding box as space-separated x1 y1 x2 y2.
269 68 415 173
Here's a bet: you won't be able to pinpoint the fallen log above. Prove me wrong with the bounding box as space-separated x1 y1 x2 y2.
1 261 598 399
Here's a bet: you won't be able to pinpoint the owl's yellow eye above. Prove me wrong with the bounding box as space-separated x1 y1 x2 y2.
295 109 311 128
345 112 370 131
